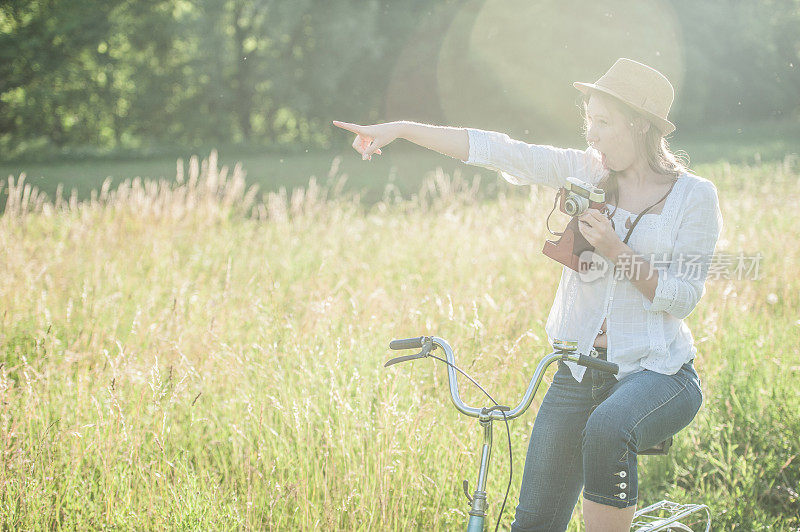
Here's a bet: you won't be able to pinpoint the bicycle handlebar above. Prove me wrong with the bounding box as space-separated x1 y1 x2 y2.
576 354 619 374
389 336 425 350
387 336 619 421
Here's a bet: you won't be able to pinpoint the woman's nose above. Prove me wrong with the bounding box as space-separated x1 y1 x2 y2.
586 125 599 146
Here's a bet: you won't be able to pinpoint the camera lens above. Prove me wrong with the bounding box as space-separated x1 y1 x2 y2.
564 195 588 216
564 199 578 216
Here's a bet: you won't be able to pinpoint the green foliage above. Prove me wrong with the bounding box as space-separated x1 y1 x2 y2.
0 0 441 153
672 0 800 126
1 0 799 156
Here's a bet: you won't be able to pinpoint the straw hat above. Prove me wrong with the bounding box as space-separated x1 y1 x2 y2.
573 58 676 135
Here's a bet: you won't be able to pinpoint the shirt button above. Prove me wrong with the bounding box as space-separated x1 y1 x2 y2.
617 482 627 489
619 493 627 499
616 471 627 478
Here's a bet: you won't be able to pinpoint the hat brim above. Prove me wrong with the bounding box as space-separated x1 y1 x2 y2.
573 82 676 135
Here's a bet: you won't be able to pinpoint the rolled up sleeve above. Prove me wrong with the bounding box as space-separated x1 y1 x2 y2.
462 128 606 190
643 180 723 319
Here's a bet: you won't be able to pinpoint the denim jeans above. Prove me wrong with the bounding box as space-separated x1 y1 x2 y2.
510 349 703 532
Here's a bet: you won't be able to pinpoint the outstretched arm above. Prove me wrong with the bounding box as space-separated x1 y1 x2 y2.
333 120 469 161
334 120 604 192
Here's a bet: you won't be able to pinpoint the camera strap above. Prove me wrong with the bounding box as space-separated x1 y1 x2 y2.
621 178 677 244
546 188 566 236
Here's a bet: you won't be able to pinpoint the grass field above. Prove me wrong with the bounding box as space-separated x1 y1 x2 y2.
3 118 799 207
1 148 799 530
0 144 493 208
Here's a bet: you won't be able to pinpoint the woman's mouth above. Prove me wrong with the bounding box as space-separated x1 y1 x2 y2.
601 153 608 169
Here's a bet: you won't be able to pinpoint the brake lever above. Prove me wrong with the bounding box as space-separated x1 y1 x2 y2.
384 338 435 367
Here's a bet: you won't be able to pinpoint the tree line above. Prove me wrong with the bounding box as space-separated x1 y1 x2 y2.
1 0 798 156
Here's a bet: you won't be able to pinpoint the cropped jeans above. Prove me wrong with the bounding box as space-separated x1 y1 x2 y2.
510 348 703 532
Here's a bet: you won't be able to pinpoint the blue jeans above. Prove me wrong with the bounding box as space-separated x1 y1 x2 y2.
510 349 703 531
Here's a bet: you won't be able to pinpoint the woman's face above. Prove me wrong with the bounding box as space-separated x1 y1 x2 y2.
584 93 641 173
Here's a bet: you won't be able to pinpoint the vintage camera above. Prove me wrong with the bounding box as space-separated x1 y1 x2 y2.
542 177 609 272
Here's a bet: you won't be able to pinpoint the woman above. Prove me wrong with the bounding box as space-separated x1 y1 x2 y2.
334 58 722 532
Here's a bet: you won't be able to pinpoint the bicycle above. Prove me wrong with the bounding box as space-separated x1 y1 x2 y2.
384 335 712 531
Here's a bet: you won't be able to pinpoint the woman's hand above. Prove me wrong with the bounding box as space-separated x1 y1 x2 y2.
577 208 623 260
333 120 402 160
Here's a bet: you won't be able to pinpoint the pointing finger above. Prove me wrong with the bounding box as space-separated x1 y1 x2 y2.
333 121 364 134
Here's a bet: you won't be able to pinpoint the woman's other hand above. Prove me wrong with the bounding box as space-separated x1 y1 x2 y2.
578 209 623 259
333 121 401 160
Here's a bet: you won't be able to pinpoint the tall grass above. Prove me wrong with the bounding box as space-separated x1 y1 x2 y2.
1 151 798 529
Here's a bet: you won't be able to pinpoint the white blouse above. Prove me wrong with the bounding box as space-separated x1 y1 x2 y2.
462 128 724 382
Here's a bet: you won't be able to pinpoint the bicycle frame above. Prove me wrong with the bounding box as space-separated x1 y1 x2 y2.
387 336 618 530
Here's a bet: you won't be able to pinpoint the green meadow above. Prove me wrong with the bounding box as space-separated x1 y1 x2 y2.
3 119 799 207
1 147 799 530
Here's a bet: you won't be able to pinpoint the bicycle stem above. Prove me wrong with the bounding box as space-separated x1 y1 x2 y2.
466 414 494 530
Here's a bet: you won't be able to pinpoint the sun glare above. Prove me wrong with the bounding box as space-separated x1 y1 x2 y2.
430 0 685 145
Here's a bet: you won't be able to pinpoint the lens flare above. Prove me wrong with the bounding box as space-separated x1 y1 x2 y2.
432 0 684 145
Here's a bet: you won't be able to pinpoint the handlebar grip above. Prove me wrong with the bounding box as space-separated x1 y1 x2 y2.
577 354 619 374
389 336 425 350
